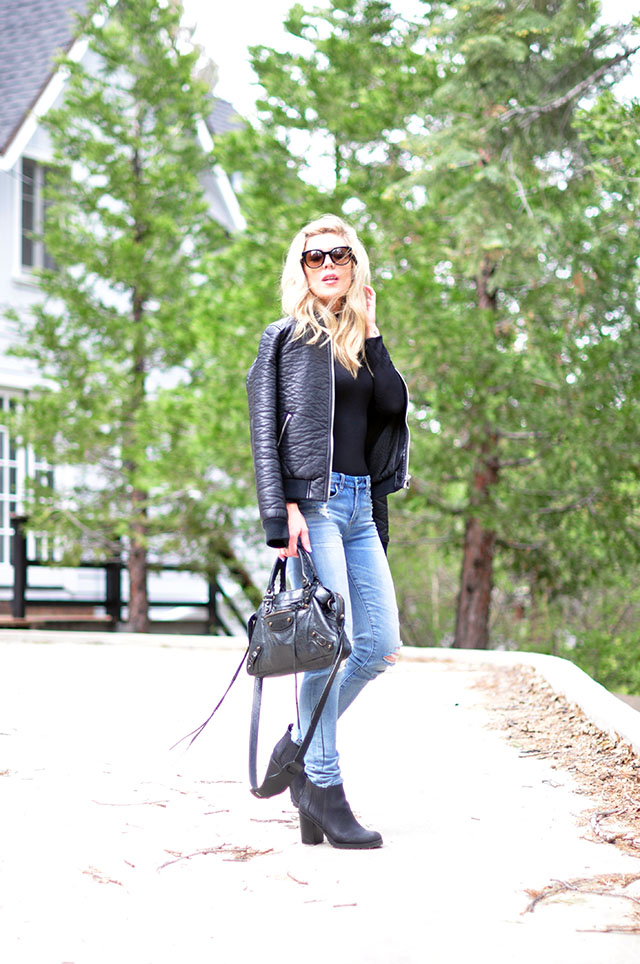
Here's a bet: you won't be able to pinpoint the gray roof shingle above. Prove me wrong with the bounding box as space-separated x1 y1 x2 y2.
0 0 89 155
0 1 243 157
207 96 244 136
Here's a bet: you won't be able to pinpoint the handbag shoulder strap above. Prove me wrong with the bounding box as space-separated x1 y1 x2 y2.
248 594 346 798
169 642 249 751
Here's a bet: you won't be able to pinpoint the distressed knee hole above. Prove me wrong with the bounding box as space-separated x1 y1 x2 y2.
383 645 402 665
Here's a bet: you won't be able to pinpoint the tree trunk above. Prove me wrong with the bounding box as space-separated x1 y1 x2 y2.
453 431 499 649
126 256 149 633
454 516 495 648
454 435 499 647
127 488 149 633
454 257 498 649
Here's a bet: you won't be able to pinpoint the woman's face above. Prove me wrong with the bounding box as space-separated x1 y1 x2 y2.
301 232 354 306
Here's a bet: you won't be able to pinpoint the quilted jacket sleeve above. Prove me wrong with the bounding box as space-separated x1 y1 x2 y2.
246 324 289 548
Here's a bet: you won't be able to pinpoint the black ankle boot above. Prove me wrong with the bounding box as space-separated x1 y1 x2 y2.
298 781 383 849
266 724 306 807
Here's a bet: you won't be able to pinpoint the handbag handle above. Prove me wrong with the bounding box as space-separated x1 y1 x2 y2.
265 544 318 597
295 544 319 585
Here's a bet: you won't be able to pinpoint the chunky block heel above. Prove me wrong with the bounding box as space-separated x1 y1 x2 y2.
298 781 383 850
300 813 324 845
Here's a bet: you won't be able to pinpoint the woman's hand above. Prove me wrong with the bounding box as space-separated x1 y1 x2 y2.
364 285 380 339
278 502 312 559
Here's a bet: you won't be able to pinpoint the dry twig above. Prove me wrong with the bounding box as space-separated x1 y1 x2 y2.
82 866 123 887
287 872 309 886
157 845 273 870
524 873 640 915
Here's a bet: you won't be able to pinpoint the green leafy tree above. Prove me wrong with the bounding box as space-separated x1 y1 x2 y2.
488 89 640 686
11 0 234 631
209 0 640 656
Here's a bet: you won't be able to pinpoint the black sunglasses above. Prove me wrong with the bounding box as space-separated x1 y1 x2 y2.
300 246 355 270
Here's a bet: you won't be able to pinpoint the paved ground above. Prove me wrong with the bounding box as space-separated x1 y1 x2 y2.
1 634 640 964
617 692 640 712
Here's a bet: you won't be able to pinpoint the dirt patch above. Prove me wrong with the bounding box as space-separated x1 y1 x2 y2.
476 664 640 931
476 664 640 857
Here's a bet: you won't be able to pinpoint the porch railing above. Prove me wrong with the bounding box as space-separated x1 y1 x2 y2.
9 514 248 635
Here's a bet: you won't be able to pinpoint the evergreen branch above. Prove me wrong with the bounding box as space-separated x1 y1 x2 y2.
495 430 550 441
531 378 562 391
393 530 459 548
217 537 262 608
37 506 122 558
506 149 534 219
536 490 601 516
407 477 467 514
497 456 540 469
499 46 640 129
495 537 544 552
622 525 640 555
607 571 640 637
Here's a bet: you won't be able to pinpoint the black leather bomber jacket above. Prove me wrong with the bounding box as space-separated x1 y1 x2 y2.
246 316 411 549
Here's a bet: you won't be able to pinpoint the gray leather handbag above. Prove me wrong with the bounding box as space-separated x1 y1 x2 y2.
246 545 350 678
247 545 351 798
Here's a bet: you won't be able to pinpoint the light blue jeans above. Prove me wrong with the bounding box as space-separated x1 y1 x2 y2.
290 472 401 787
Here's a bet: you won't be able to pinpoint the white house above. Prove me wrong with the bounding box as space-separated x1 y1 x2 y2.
0 0 244 625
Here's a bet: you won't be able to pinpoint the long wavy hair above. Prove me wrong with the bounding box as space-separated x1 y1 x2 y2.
281 214 371 377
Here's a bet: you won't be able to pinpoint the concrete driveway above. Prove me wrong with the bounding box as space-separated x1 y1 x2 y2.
1 633 639 963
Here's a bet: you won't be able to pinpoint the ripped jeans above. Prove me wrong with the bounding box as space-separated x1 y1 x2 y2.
290 472 401 787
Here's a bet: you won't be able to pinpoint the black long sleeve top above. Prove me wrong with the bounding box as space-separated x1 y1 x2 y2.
332 335 405 476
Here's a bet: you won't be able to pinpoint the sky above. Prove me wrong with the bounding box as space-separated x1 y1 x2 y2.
181 0 640 119
181 0 316 116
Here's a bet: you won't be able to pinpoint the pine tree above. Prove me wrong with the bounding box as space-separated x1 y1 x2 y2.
400 0 640 647
12 0 230 631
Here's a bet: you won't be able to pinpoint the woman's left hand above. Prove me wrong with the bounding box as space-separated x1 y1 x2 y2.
364 285 380 339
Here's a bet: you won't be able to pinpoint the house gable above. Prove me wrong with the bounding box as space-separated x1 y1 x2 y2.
0 0 90 159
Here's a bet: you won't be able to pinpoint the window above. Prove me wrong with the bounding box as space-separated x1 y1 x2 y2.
0 396 55 565
21 158 55 272
0 398 20 565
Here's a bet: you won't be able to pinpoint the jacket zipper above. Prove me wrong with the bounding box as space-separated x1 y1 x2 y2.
325 342 335 500
277 412 292 448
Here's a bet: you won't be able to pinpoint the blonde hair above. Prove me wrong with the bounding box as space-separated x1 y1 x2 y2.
281 214 371 377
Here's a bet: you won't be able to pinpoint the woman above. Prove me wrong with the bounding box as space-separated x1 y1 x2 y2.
246 214 410 849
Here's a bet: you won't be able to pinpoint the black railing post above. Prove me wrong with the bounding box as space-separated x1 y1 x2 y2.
10 514 28 619
105 561 122 624
207 577 223 634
